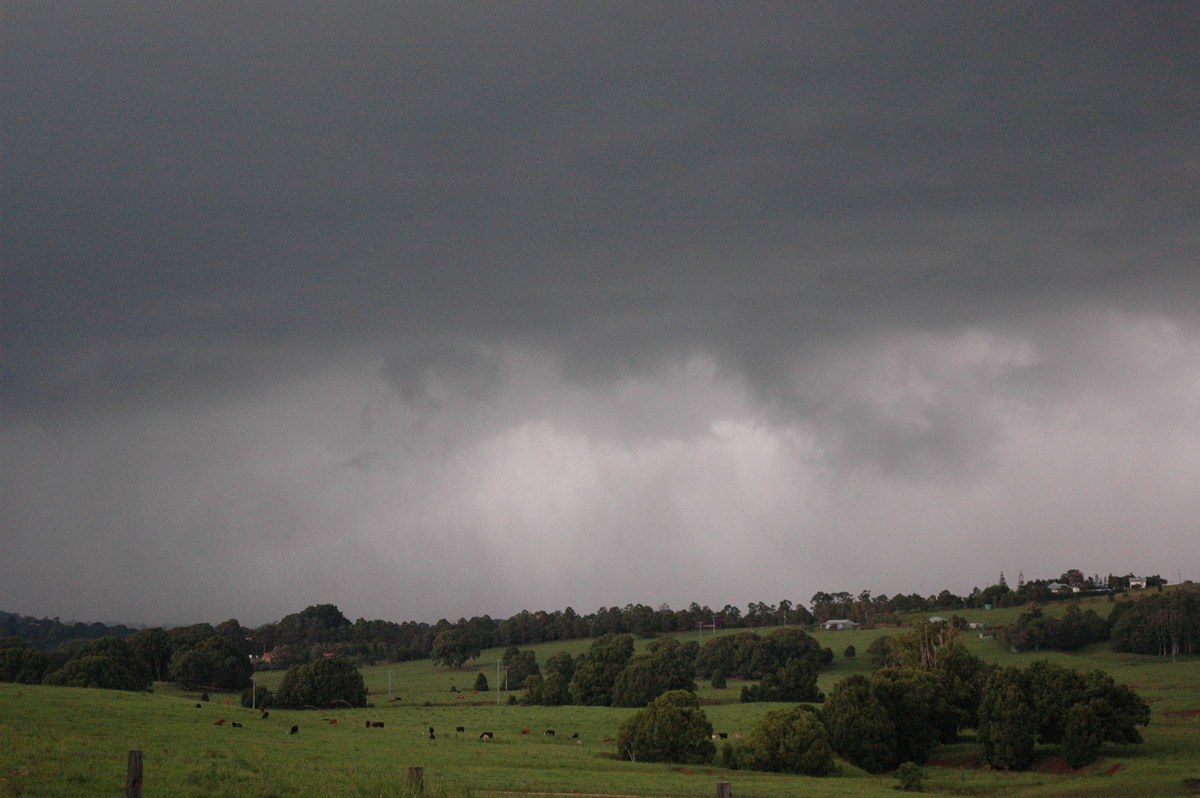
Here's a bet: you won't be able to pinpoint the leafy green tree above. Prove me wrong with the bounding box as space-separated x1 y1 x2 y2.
44 637 151 692
1110 588 1200 656
821 674 898 773
569 634 634 706
522 674 543 704
501 646 539 689
1063 699 1105 768
128 628 171 682
765 627 834 668
542 650 575 682
0 640 53 684
430 628 481 670
736 705 836 776
616 690 715 764
866 635 896 668
843 644 856 659
274 656 367 709
870 668 952 764
740 658 822 703
897 761 924 792
710 668 727 689
168 635 252 691
241 684 273 709
978 667 1037 770
611 636 696 707
930 643 992 734
539 671 571 705
473 671 489 692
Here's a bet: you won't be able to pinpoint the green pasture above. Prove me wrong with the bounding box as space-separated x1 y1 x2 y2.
2 623 1199 797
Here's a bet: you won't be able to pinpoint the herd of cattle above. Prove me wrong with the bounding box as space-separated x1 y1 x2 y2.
196 704 611 742
194 699 743 744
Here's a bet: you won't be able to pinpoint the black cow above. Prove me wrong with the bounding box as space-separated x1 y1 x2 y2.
231 722 242 728
428 726 435 740
194 703 202 709
544 729 555 736
718 732 728 739
289 725 298 735
261 711 269 719
455 726 465 733
371 721 385 728
479 731 494 740
571 733 579 739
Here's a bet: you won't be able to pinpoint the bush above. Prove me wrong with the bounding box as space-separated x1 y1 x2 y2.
897 761 924 791
843 645 856 659
736 705 836 776
473 672 489 692
710 669 726 689
617 690 715 764
275 657 367 709
241 685 273 709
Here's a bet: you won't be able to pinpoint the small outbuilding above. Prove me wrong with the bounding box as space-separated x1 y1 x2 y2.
822 619 858 631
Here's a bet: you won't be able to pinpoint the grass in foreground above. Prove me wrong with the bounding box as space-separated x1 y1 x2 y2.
2 623 1198 797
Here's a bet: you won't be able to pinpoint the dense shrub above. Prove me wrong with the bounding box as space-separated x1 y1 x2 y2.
241 684 273 709
275 656 367 709
735 705 836 776
616 690 714 764
43 638 151 692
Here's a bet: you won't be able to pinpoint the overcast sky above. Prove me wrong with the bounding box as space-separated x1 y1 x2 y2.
3 2 1198 627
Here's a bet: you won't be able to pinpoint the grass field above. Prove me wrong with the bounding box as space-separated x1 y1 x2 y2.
2 607 1198 797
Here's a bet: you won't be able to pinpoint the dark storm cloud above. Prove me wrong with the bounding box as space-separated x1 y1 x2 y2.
2 3 1198 624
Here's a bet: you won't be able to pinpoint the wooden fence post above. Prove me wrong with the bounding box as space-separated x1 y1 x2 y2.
125 750 143 798
406 766 424 793
716 781 731 798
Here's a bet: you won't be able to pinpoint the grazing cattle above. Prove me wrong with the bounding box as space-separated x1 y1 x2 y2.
718 732 728 739
370 722 385 728
289 725 299 735
571 733 579 739
428 728 436 740
520 728 531 735
194 703 202 709
231 722 242 728
329 719 337 725
365 721 372 728
213 719 225 726
455 726 465 734
479 731 494 740
544 729 555 736
602 737 612 743
261 711 269 719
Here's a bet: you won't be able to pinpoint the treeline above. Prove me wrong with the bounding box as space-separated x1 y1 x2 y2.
1110 590 1200 656
1 620 253 693
613 623 1149 776
516 626 834 709
0 611 136 651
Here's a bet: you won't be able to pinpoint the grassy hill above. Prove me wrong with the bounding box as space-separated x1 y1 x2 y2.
2 605 1198 797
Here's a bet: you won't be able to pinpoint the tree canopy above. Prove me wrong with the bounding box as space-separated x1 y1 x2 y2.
616 690 715 764
274 656 367 709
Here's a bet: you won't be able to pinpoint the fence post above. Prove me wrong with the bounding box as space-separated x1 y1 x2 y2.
125 750 143 798
716 781 731 798
406 766 424 793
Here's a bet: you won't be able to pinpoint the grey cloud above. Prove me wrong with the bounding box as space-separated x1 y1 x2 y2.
2 3 1198 624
